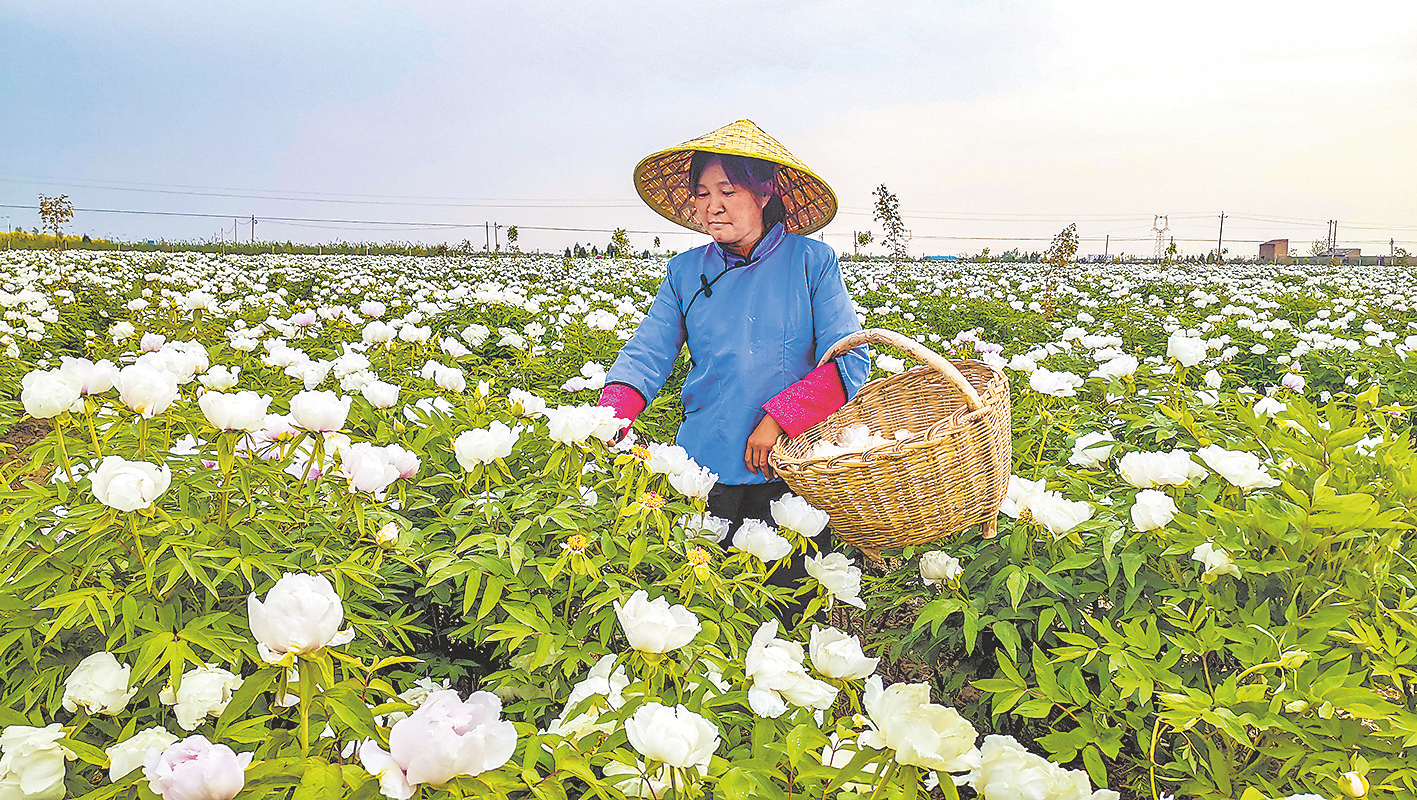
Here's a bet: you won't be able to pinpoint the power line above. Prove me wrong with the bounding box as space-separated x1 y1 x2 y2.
0 202 699 237
0 173 638 207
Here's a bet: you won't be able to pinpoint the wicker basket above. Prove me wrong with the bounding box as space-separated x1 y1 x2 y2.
769 329 1012 556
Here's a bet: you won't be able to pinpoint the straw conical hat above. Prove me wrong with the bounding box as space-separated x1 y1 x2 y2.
633 119 838 236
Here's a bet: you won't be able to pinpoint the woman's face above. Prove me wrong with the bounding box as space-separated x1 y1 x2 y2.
692 159 769 254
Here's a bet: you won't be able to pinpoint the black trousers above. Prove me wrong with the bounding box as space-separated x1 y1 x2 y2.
707 480 833 627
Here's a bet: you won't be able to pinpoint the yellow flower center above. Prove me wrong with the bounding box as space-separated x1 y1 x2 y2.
638 491 665 510
631 445 652 462
565 534 589 553
687 547 711 567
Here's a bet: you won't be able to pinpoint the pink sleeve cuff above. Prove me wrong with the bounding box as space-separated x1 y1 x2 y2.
597 383 646 439
762 362 847 438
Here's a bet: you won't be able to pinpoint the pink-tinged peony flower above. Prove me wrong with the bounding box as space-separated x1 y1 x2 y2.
359 690 516 799
143 735 251 800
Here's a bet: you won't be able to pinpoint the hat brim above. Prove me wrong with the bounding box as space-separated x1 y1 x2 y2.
633 121 838 236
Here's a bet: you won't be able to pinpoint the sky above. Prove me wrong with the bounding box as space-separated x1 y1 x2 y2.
2 1 1414 258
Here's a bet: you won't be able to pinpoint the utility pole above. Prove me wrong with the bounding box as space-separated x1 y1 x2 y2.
1216 212 1226 263
250 215 257 245
494 223 502 251
1104 234 1109 261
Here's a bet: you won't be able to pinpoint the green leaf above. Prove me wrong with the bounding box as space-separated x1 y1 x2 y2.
293 760 343 800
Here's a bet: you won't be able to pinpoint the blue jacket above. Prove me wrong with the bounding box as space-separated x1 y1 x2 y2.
606 223 868 484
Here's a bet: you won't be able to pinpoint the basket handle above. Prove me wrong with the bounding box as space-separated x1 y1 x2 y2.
820 328 985 412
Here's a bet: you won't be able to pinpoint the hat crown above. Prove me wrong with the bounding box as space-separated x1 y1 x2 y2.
633 120 837 236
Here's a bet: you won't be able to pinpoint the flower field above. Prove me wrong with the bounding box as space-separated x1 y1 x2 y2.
1 247 1416 800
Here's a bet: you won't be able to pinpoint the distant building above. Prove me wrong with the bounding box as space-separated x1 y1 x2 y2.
1333 248 1361 258
1259 239 1288 261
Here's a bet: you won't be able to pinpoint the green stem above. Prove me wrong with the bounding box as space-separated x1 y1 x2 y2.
299 661 315 757
53 416 75 484
128 515 148 567
564 572 575 624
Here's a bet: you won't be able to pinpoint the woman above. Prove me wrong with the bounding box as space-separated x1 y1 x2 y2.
596 119 869 622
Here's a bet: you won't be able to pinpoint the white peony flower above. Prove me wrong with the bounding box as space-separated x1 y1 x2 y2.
1253 396 1287 416
338 443 402 496
1068 432 1117 468
859 675 978 772
681 513 731 544
198 391 272 432
804 552 866 609
999 475 1047 519
809 625 879 680
199 365 240 392
507 388 548 418
288 390 351 432
624 703 720 770
919 551 963 586
1118 450 1206 488
106 727 179 782
453 422 519 470
1191 542 1241 582
732 518 792 562
667 463 717 501
770 494 829 538
118 363 181 418
542 655 629 742
1029 368 1085 397
646 442 693 476
159 665 243 731
248 572 356 663
0 723 76 800
61 356 121 395
1029 491 1094 536
964 734 1119 800
744 621 839 717
544 404 625 444
20 368 84 419
360 380 400 409
1196 444 1282 490
1166 332 1207 367
1130 489 1178 531
1090 354 1138 379
61 651 136 715
90 455 172 512
613 590 701 654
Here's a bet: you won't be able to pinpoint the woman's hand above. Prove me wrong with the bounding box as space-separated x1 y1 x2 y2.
745 414 784 479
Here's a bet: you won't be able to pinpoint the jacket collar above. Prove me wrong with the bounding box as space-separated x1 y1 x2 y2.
708 222 786 267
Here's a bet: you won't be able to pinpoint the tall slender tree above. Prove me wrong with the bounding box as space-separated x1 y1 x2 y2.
872 185 909 260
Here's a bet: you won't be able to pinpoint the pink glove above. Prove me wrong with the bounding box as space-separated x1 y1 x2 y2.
596 383 646 443
762 361 847 438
